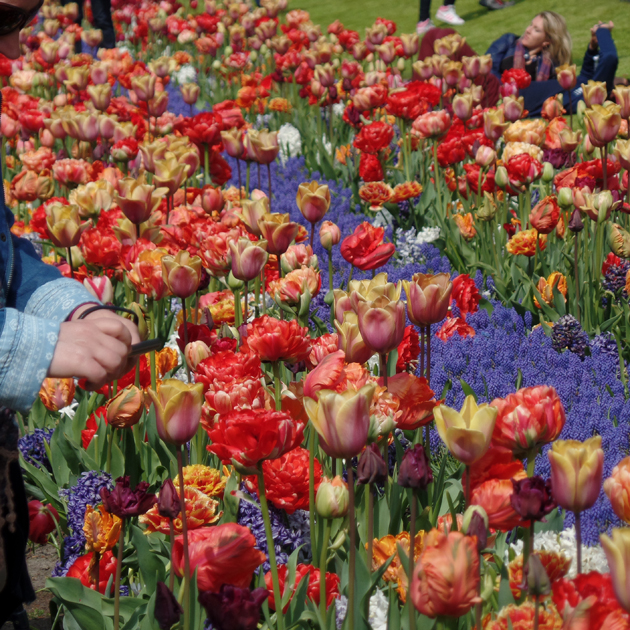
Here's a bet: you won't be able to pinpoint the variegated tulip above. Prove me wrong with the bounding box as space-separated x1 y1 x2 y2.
161 250 203 299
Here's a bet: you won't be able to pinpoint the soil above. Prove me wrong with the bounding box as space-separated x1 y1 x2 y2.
1 544 56 630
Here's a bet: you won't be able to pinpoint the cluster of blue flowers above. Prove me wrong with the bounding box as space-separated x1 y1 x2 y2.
52 471 114 577
237 487 311 572
18 427 54 472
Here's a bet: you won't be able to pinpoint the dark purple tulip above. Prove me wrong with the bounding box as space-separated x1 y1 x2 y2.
466 511 488 552
100 476 156 518
510 476 556 521
357 444 388 485
157 478 180 519
199 585 268 630
397 444 433 491
568 209 584 233
155 582 183 630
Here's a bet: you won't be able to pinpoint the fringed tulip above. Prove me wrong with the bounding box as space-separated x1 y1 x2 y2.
410 530 480 618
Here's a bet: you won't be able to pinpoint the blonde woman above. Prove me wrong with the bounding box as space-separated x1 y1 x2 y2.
487 13 618 116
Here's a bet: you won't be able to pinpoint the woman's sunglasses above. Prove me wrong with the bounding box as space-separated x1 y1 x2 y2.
0 0 44 37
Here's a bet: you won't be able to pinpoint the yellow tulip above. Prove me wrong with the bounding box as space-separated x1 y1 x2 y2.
584 104 622 147
601 528 630 613
548 437 603 513
434 395 497 465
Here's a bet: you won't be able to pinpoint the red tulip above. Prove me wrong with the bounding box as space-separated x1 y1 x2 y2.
207 408 303 472
340 222 395 271
243 315 312 364
353 121 394 154
28 500 59 545
67 550 117 594
172 524 266 592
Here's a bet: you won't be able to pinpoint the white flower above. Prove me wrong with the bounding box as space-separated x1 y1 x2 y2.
393 226 441 265
278 123 302 163
372 208 395 229
173 64 197 85
332 102 345 117
368 589 389 630
509 526 609 579
59 400 79 419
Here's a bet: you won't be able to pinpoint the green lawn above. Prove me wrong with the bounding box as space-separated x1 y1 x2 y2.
292 0 630 77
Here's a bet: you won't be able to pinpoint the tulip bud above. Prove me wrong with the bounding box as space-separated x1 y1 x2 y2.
296 181 331 225
229 238 268 282
527 554 551 597
106 385 145 429
398 444 432 490
185 340 211 371
568 209 584 234
157 478 181 519
557 187 574 209
316 476 349 519
541 162 554 183
452 93 473 122
503 95 525 122
356 443 388 485
494 165 509 189
475 146 496 168
319 220 341 251
227 271 245 291
180 82 200 105
83 276 113 304
476 192 498 222
462 506 488 552
155 582 184 630
124 302 149 341
201 186 225 215
28 501 59 545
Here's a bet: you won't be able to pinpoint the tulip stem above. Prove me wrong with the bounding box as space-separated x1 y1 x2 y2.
177 448 191 630
426 325 431 388
243 282 249 323
267 163 273 212
113 520 124 630
237 159 243 199
408 489 417 630
168 518 175 591
150 299 157 391
106 426 113 474
273 361 282 411
257 471 285 630
328 250 335 328
574 231 581 324
347 466 356 630
574 511 582 574
432 141 444 218
246 162 251 196
465 465 471 507
66 247 74 280
204 145 210 187
602 144 608 191
181 298 191 383
379 353 388 388
367 485 374 574
533 594 540 630
308 425 317 563
319 518 331 623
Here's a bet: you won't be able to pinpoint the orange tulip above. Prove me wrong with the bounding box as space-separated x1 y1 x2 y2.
106 385 145 429
83 504 121 555
39 377 75 411
410 530 480 618
506 229 547 257
604 456 630 523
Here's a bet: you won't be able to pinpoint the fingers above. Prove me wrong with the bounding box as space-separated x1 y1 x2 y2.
90 317 133 347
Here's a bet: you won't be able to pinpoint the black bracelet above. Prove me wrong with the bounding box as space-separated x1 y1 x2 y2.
77 304 140 326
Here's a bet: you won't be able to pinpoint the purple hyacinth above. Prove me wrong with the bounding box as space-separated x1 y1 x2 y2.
551 315 589 359
18 427 54 472
53 471 113 577
237 486 310 572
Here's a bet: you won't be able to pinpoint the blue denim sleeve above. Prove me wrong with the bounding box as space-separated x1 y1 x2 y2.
0 307 61 413
486 33 517 79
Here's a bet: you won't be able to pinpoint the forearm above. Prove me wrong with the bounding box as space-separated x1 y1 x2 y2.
0 309 60 414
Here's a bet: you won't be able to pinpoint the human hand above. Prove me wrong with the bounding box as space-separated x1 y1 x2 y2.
590 21 614 48
71 306 141 345
48 316 140 389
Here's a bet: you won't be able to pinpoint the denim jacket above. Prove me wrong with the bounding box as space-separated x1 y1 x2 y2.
0 156 98 413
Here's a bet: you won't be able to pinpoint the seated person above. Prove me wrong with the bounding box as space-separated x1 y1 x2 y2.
487 13 618 117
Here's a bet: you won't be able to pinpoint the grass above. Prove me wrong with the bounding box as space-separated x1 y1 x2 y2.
291 0 630 77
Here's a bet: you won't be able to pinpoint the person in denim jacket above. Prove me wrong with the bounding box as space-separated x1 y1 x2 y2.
0 2 140 622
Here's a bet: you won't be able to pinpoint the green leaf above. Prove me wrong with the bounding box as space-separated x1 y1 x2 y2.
130 524 165 593
459 379 477 400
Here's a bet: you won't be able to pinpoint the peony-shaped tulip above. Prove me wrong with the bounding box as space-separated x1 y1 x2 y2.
604 456 630 523
172 524 266 593
403 272 453 327
296 181 331 224
601 528 630 613
434 395 498 466
243 315 311 363
207 409 302 472
410 530 480 618
161 250 203 299
303 384 375 459
412 110 451 139
229 238 268 282
491 385 566 459
548 437 604 514
148 379 205 446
